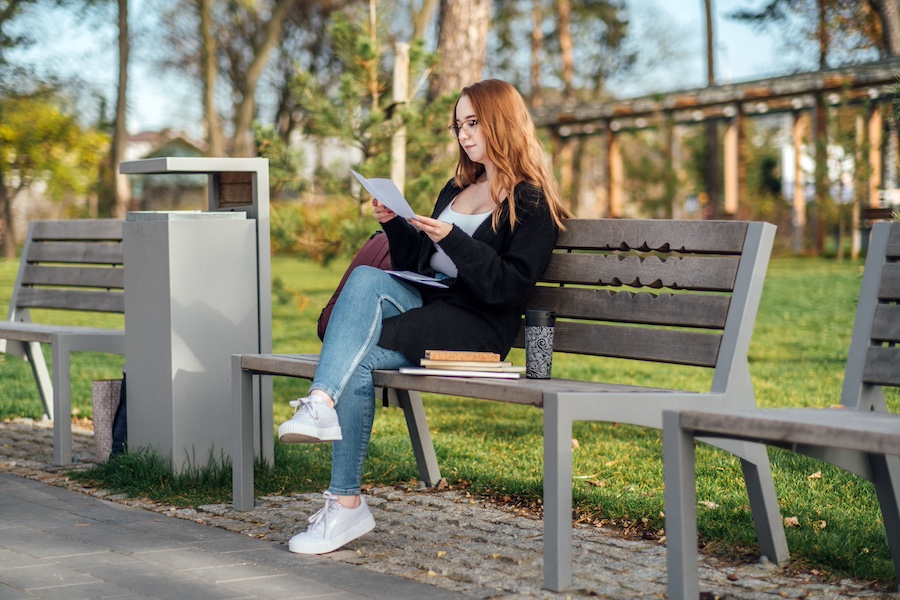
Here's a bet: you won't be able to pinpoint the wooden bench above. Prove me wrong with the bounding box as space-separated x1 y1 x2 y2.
231 218 789 591
663 220 900 599
0 219 125 465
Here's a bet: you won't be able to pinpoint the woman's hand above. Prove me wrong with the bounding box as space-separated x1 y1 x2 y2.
410 214 452 243
372 199 397 224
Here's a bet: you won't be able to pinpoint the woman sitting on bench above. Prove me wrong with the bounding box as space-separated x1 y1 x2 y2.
278 79 570 555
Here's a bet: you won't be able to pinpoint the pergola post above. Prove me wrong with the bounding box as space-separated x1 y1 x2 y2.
607 126 623 218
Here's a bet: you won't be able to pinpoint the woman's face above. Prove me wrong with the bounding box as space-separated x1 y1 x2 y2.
454 94 491 168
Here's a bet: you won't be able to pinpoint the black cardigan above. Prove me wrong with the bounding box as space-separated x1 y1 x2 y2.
378 179 559 362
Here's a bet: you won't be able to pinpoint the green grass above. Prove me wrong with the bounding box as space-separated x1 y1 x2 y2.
1 254 897 584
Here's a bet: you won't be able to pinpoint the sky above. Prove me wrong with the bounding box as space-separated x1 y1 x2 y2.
12 0 796 136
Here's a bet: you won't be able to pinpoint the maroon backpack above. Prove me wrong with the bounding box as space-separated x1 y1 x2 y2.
317 231 393 341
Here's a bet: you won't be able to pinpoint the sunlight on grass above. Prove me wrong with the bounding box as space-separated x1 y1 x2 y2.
1 253 896 583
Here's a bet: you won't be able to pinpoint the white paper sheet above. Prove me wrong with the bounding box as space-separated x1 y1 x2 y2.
386 270 449 288
351 170 418 220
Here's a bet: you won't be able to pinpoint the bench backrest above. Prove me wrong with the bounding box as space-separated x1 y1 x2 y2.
515 219 775 388
841 221 900 411
7 219 125 322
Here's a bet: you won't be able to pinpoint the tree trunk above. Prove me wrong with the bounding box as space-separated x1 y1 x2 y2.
703 0 719 218
429 0 491 100
199 0 225 156
230 0 294 157
704 0 714 85
411 0 439 42
817 0 828 68
557 0 573 99
110 0 131 219
530 0 542 108
0 184 16 258
872 0 900 54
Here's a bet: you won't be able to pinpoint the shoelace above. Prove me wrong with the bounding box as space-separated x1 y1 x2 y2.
289 396 321 418
307 491 341 536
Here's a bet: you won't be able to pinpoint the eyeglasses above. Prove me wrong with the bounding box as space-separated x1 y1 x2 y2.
448 119 478 138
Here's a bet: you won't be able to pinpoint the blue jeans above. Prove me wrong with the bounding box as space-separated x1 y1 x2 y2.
311 266 422 496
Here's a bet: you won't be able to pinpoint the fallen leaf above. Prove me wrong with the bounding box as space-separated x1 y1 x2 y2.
427 570 437 576
586 479 606 487
436 478 448 490
437 551 447 558
817 520 826 529
727 573 740 581
808 471 822 480
784 516 800 527
605 460 617 468
698 500 720 510
571 438 580 449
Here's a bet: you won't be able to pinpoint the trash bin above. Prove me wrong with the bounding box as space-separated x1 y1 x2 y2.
123 211 259 471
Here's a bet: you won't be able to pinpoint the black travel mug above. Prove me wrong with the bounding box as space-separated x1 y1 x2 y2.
525 310 556 379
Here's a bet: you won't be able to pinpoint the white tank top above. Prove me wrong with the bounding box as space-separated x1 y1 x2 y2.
429 203 492 278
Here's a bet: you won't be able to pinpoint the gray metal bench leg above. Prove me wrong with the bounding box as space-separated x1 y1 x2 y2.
869 453 900 581
663 410 700 600
233 355 256 511
51 335 73 465
739 447 790 564
24 341 53 420
395 390 441 487
543 395 573 592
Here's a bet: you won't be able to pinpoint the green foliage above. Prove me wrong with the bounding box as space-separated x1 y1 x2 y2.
620 128 673 218
0 88 109 208
281 7 455 262
254 123 306 200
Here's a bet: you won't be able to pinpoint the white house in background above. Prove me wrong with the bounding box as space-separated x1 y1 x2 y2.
124 130 208 211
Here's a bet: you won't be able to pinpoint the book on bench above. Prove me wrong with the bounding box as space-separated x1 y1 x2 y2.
424 350 501 362
420 359 521 371
400 367 521 379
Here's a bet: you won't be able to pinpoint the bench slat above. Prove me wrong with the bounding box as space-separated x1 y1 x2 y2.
238 354 681 407
513 321 721 367
677 408 900 456
29 219 124 241
0 322 124 344
541 253 739 292
527 286 730 329
16 289 125 313
863 345 900 387
872 303 900 343
887 224 900 259
556 219 749 254
26 242 124 266
878 263 900 301
22 265 125 290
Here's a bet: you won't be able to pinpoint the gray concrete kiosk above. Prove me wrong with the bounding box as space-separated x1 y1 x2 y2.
120 158 273 471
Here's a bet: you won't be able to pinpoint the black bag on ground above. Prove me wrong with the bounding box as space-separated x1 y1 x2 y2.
110 372 127 457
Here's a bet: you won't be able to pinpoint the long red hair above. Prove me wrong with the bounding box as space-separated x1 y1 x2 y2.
452 79 570 230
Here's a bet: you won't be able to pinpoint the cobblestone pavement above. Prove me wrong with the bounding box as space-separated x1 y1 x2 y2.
1 418 898 600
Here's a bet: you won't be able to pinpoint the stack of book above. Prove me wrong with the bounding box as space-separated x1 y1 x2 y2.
399 350 524 379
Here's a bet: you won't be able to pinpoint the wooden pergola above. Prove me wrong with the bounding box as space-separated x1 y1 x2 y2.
533 57 900 250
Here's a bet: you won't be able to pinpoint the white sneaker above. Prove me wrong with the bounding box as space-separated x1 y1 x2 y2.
288 491 376 554
278 395 342 443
